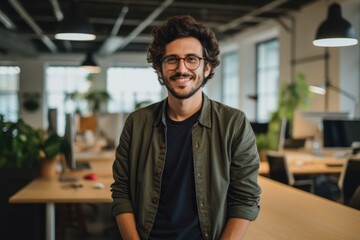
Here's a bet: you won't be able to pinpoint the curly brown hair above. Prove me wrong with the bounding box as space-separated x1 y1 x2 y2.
147 15 220 85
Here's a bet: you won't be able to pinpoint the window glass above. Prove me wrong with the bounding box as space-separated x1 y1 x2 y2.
46 66 90 135
256 39 279 122
0 66 20 121
107 67 162 113
222 52 239 108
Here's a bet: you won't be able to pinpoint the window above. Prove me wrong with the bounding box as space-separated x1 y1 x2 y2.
0 66 20 121
222 52 239 108
256 39 279 122
107 67 162 113
46 66 90 135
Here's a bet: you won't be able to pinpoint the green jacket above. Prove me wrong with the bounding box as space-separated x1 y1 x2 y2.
111 93 261 239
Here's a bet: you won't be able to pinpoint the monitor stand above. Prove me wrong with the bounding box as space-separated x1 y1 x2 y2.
75 161 91 170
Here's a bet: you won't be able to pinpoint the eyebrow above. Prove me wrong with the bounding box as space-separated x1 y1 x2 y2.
162 54 202 59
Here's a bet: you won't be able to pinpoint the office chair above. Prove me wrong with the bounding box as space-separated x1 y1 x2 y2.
338 158 360 205
266 151 314 193
348 186 360 210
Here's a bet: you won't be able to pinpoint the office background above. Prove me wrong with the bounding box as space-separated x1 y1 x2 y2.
0 0 359 130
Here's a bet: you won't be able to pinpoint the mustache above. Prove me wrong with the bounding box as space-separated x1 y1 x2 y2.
170 72 193 80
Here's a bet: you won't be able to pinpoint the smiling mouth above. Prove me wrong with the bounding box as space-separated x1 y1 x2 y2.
170 73 193 82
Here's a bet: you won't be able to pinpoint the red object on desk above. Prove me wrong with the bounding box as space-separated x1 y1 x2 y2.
84 173 97 181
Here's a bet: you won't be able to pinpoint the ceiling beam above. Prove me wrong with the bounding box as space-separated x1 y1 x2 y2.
0 9 16 30
98 0 174 56
217 0 290 33
48 0 63 21
8 0 57 53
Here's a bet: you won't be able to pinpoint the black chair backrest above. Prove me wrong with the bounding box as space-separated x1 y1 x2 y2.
343 159 360 204
266 152 289 185
348 186 360 210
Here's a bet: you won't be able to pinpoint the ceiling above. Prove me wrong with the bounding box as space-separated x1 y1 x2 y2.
0 0 319 57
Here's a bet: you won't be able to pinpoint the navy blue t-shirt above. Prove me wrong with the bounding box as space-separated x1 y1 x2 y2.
149 111 202 240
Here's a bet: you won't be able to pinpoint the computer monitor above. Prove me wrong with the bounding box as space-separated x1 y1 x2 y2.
292 110 350 139
323 120 360 148
96 112 122 149
250 122 269 135
47 108 58 134
63 113 90 170
63 113 76 170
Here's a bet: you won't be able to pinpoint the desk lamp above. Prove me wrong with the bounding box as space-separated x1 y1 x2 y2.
309 48 360 118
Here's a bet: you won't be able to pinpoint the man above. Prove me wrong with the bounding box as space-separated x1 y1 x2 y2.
111 15 261 240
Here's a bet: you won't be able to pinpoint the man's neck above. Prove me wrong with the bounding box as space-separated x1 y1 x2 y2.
167 91 202 121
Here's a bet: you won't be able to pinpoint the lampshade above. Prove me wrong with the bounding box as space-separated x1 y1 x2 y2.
313 3 358 47
81 53 101 73
55 0 95 41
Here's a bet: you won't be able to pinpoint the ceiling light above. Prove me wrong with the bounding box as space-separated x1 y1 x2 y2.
81 52 101 73
313 3 358 47
55 0 95 41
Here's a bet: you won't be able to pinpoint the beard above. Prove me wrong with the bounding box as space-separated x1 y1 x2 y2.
163 71 204 100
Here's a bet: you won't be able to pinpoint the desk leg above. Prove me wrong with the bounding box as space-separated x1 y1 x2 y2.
46 203 55 240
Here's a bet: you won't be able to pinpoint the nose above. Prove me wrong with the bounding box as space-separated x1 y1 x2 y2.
176 58 187 72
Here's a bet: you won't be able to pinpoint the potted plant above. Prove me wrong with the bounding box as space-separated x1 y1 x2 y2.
256 73 312 153
0 115 66 239
84 90 111 113
0 115 66 174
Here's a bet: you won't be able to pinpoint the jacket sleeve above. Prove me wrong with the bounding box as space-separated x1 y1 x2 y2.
227 114 261 221
111 117 134 216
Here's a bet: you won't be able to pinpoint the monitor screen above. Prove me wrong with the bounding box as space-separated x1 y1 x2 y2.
292 110 350 139
47 108 58 134
250 122 269 135
64 113 76 169
96 112 122 149
323 120 360 147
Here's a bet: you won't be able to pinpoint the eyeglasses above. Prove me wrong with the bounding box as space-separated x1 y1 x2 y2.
161 55 205 70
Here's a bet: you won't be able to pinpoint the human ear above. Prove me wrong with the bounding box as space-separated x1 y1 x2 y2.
204 63 212 78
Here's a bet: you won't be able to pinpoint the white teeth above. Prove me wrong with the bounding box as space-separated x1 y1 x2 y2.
175 78 190 82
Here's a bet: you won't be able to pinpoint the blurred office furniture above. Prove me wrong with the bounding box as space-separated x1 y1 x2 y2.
11 172 360 240
244 176 360 239
352 144 360 155
78 115 97 132
323 119 360 148
266 151 314 193
250 122 268 135
95 112 122 149
348 186 360 210
338 158 360 205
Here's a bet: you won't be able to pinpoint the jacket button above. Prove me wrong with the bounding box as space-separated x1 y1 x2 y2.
155 167 162 176
152 196 158 204
144 223 151 232
160 142 166 148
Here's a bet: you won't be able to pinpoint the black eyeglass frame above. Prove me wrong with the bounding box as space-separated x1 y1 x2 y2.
160 55 205 70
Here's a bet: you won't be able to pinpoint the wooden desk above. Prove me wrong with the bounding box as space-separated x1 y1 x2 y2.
10 161 113 240
245 176 360 240
259 151 345 175
11 156 358 240
74 149 115 162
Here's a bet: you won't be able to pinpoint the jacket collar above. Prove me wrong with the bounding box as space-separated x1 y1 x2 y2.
154 92 212 128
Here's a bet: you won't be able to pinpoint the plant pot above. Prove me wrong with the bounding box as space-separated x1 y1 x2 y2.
39 155 61 178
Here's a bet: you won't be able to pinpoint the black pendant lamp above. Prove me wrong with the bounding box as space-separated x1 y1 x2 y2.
313 3 358 47
55 0 95 41
81 52 101 73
